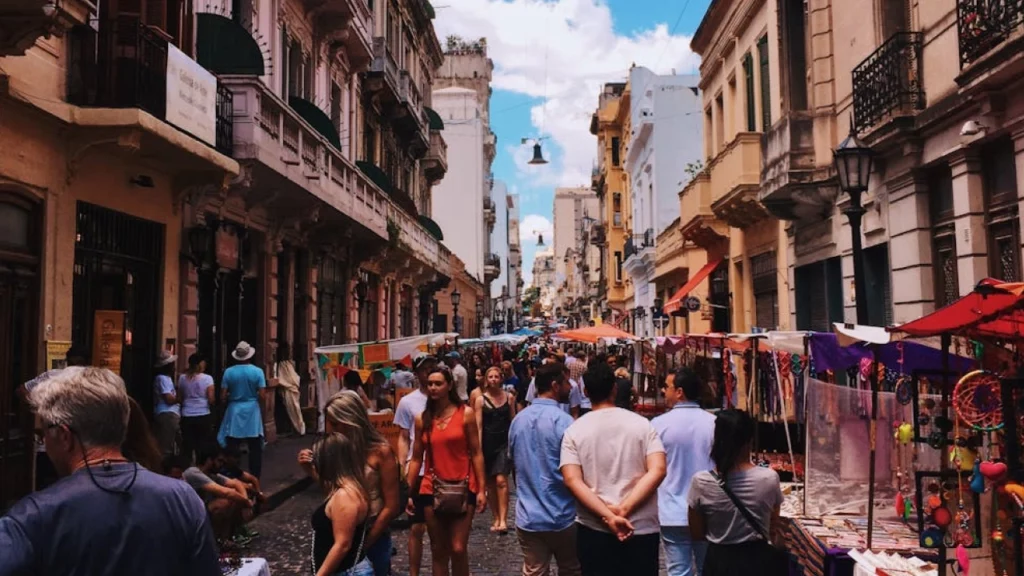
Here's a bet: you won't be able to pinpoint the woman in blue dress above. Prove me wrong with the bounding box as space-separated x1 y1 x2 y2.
218 341 267 478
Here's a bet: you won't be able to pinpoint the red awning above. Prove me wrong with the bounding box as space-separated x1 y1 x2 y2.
890 278 1024 338
663 259 722 315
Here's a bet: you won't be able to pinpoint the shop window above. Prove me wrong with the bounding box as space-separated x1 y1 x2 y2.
751 252 778 330
983 137 1021 282
929 165 958 307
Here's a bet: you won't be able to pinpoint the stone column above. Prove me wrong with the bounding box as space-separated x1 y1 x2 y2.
887 172 936 324
949 151 987 295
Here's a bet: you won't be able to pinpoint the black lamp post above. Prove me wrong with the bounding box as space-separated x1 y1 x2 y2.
451 288 461 332
475 300 482 336
833 125 874 326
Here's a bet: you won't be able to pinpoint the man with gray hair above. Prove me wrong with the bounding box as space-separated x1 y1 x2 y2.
0 366 220 576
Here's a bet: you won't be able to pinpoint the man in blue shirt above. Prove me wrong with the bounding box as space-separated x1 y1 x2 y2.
651 367 716 576
508 361 581 576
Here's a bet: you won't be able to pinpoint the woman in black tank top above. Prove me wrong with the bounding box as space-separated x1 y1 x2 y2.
309 433 375 576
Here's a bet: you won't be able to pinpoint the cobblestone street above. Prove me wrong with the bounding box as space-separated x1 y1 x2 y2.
249 485 669 575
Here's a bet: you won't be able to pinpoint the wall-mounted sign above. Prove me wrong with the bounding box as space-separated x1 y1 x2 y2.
684 296 702 312
46 340 72 371
166 45 217 146
92 310 126 375
215 226 239 270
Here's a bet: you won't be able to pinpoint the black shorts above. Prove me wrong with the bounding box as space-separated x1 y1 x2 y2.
410 477 431 524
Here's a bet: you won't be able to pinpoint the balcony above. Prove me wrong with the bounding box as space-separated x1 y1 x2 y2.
589 223 607 246
679 172 728 249
623 229 655 279
759 113 834 221
484 253 501 282
66 19 236 161
484 131 497 160
957 0 1024 67
221 75 450 277
367 37 400 103
397 70 428 154
483 197 496 229
709 133 768 228
423 131 448 183
0 0 83 55
852 32 924 134
306 0 373 69
956 0 1024 89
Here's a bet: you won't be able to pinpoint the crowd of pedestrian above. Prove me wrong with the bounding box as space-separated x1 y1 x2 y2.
0 339 785 576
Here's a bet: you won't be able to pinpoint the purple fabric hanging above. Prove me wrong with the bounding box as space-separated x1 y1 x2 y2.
808 333 975 373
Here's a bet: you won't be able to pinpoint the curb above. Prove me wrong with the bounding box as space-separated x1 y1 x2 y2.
261 476 314 515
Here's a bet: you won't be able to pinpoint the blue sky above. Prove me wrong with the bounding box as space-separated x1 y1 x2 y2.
434 0 710 283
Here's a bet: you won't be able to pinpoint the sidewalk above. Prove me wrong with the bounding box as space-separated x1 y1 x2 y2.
254 434 314 513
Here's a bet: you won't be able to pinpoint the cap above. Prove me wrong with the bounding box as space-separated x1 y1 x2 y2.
412 353 438 370
445 351 462 360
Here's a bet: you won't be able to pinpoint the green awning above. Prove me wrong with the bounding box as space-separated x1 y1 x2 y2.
423 0 436 19
419 215 444 241
356 161 393 195
289 97 342 150
425 107 444 131
196 13 265 76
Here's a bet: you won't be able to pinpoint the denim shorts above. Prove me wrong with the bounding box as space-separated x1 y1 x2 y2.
331 558 374 576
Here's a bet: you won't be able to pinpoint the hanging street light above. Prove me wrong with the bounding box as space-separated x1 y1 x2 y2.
536 233 546 247
521 137 549 165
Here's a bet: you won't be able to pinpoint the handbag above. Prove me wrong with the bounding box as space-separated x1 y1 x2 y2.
427 414 471 516
710 471 789 576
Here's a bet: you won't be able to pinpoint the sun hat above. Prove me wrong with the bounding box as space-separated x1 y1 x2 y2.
231 341 256 362
155 350 177 368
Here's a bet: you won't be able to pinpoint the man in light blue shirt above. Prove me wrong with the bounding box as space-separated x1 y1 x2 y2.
509 361 581 576
651 367 716 576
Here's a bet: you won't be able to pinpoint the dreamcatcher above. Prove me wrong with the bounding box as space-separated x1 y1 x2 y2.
953 370 1004 432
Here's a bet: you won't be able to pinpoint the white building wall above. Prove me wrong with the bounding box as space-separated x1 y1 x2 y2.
491 180 509 299
432 86 485 281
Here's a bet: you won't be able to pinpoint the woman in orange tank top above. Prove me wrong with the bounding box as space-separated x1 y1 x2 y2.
405 366 486 576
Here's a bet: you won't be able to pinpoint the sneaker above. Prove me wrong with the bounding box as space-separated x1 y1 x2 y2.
239 525 260 539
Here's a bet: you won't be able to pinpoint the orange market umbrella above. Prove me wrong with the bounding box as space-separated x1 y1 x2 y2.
556 324 638 344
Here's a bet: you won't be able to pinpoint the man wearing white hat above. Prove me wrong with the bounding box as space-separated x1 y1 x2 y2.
216 341 267 478
153 350 180 456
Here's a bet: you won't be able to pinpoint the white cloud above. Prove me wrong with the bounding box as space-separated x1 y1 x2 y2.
434 0 701 190
518 214 553 283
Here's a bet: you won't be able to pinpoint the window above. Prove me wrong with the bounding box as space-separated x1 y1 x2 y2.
317 256 348 346
782 0 808 111
751 252 778 330
614 251 623 283
287 40 302 97
864 244 893 327
611 137 620 166
612 193 623 227
363 117 376 163
330 82 342 137
757 35 771 131
795 257 843 331
710 263 730 333
714 93 725 152
983 138 1021 282
400 286 413 337
743 53 756 131
929 165 958 307
358 271 380 342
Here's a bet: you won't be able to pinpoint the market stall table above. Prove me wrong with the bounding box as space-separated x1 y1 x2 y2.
784 516 937 576
223 558 271 576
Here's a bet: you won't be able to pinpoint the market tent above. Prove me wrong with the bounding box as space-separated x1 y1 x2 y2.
889 278 1024 338
663 258 723 315
556 324 637 343
512 327 542 337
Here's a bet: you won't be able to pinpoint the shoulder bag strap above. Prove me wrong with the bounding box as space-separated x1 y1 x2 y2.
710 471 771 542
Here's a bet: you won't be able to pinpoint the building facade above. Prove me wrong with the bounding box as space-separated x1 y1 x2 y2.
622 67 704 337
551 187 600 325
0 0 452 506
590 82 632 327
531 248 557 314
432 36 498 304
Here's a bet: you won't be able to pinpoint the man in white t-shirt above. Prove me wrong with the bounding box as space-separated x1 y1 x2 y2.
445 351 469 401
560 362 667 576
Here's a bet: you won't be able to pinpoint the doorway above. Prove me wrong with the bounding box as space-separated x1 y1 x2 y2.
0 192 40 509
72 201 164 408
198 270 261 381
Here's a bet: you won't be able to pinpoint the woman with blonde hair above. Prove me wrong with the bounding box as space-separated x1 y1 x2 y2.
473 366 515 533
299 391 400 576
310 432 375 576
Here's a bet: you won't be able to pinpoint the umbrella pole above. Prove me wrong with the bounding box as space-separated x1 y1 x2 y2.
867 343 879 549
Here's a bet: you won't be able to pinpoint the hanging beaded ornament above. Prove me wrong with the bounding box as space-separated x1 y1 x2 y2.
953 370 1004 432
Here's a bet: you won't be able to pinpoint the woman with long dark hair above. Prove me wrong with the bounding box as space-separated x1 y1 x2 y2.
299 390 400 576
687 409 783 575
310 433 375 576
178 353 215 464
406 367 486 576
473 366 514 534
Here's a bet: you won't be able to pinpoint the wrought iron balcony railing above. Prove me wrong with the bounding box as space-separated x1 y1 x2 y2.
957 0 1024 67
68 18 234 157
851 32 924 133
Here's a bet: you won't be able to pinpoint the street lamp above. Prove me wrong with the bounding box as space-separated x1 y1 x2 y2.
833 125 873 326
451 288 461 332
475 300 482 336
